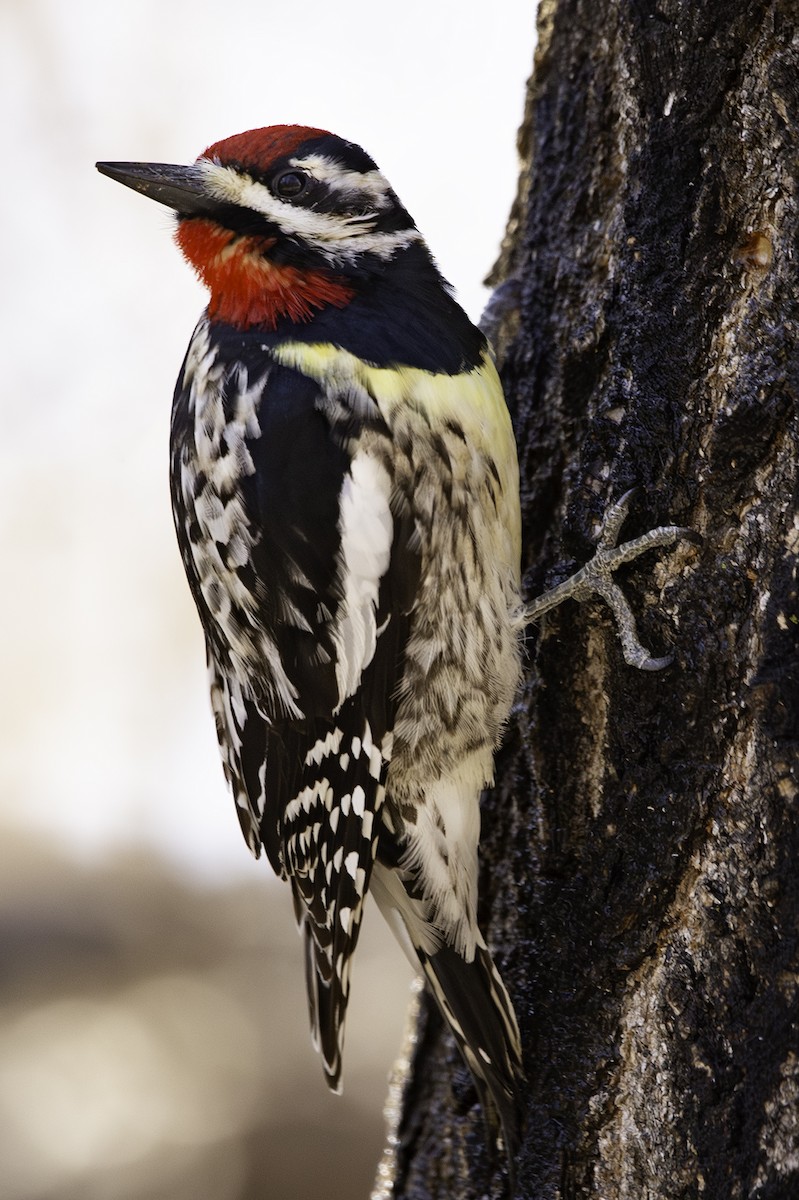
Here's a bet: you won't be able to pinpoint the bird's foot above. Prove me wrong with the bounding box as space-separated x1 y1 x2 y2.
523 489 700 671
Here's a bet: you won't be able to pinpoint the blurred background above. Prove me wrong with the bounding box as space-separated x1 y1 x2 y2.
1 2 534 1196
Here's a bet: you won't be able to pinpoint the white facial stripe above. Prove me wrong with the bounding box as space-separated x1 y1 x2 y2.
288 154 393 208
199 159 369 239
197 159 421 264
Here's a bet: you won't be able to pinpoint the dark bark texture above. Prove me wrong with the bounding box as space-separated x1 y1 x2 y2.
376 1 799 1197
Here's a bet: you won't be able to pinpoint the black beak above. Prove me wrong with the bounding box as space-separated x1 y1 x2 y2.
96 161 219 218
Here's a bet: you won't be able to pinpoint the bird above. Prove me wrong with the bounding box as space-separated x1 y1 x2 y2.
97 125 525 1162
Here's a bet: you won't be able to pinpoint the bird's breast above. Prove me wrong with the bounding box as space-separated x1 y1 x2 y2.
271 339 523 786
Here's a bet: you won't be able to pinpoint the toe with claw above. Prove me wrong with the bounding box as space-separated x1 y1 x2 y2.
523 490 700 671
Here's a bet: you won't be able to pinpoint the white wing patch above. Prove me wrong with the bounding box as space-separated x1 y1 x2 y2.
332 452 394 708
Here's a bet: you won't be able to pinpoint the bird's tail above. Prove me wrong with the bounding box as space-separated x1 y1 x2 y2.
418 938 523 1160
371 862 523 1165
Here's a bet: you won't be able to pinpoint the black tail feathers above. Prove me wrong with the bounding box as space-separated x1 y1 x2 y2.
419 940 523 1178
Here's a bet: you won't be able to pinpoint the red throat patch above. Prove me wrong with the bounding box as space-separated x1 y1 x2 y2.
175 219 354 330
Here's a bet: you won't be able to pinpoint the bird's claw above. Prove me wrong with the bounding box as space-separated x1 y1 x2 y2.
523 489 700 671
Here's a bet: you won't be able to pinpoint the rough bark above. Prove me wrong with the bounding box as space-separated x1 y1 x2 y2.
376 1 799 1197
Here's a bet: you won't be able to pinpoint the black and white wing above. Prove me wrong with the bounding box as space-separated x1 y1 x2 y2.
170 324 419 1088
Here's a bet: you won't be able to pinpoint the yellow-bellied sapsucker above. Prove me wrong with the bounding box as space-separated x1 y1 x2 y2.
98 126 524 1157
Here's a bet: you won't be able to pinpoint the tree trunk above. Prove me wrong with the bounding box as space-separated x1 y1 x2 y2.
375 1 799 1197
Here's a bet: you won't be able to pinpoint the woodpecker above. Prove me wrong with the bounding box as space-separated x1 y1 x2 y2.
98 127 524 1158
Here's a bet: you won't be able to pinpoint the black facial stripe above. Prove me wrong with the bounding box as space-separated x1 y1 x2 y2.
220 141 378 197
178 193 416 254
178 201 276 238
291 134 380 175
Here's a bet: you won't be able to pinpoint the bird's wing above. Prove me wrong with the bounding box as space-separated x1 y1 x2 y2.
250 365 421 1088
259 487 420 1089
172 341 420 1087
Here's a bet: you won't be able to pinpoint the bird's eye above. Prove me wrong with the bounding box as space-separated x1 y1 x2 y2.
273 170 308 199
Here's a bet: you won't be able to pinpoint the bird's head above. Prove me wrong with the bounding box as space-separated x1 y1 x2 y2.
97 125 423 330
